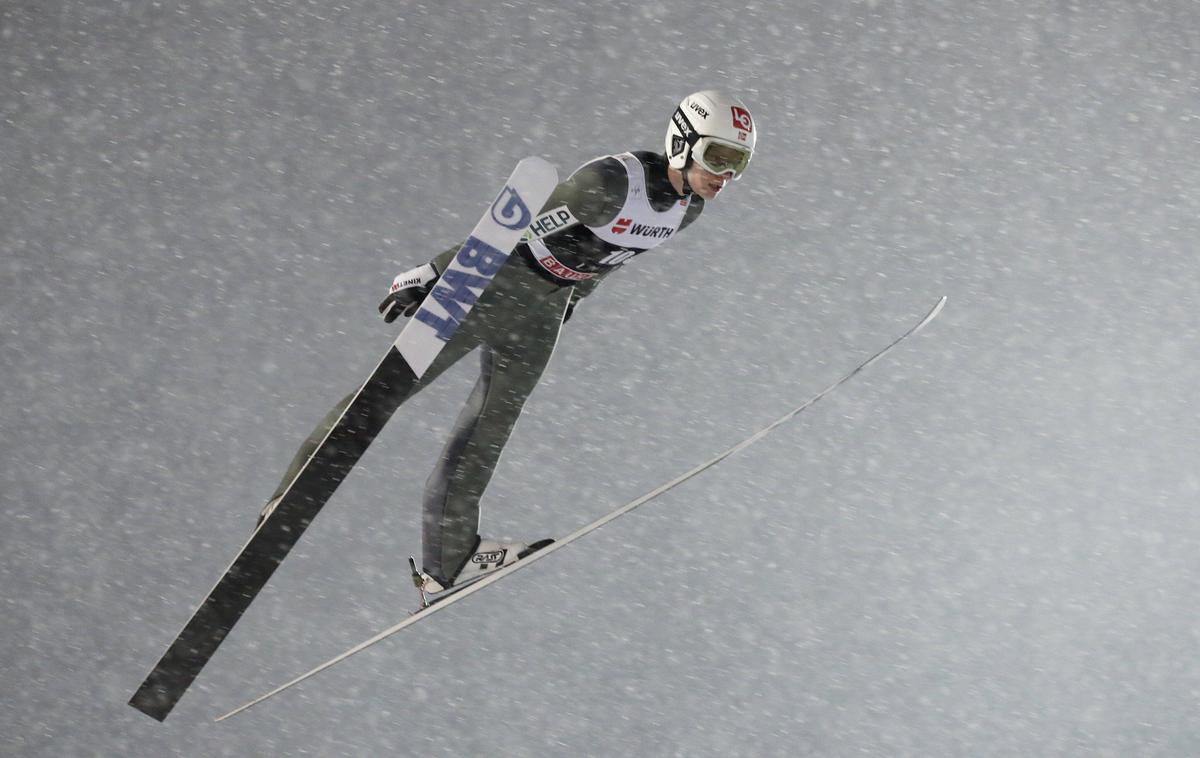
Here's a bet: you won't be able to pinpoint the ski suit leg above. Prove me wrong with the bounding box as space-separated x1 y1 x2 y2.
267 331 483 504
422 285 573 583
268 393 355 502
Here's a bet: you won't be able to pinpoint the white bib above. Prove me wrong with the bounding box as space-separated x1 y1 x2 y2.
584 152 689 249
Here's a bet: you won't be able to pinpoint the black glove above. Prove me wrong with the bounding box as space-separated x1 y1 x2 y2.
378 262 439 323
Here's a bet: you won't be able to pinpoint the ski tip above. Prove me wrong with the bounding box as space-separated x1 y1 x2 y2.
915 295 948 332
128 687 174 722
513 155 558 185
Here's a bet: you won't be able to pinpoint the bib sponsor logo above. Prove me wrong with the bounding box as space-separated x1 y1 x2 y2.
535 251 596 281
415 236 508 341
614 221 675 239
490 185 532 230
525 206 576 238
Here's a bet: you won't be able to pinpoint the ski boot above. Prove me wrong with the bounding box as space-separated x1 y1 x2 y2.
409 535 554 608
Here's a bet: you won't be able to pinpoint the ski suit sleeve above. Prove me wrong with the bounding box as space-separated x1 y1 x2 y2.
429 244 460 275
537 156 628 228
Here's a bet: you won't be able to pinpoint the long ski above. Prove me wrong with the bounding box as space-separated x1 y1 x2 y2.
128 157 559 721
214 295 948 722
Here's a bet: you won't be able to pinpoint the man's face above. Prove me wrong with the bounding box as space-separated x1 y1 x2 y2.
686 163 732 200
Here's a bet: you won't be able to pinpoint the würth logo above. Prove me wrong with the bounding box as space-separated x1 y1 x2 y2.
612 218 632 234
623 222 674 239
731 106 753 134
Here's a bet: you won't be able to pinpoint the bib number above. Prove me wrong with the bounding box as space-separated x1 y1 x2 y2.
598 249 638 266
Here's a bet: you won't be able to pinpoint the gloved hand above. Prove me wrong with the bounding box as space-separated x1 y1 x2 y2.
378 262 439 323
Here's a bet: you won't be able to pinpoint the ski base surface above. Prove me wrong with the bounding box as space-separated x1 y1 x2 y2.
214 296 947 722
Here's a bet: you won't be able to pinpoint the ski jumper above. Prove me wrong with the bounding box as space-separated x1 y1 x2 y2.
269 151 704 584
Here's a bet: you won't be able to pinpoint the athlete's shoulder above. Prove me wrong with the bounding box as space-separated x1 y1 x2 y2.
545 153 629 227
567 154 628 193
629 150 666 169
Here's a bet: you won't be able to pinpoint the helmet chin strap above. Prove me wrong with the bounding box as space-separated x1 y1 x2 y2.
678 160 694 197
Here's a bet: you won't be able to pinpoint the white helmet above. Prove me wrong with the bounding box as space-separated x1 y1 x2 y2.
664 89 756 179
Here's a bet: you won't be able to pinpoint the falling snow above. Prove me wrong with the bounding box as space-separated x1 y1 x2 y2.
3 1 1200 756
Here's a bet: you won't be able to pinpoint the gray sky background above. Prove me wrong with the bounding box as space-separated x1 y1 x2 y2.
3 1 1200 756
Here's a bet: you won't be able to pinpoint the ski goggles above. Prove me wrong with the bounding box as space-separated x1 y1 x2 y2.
692 137 752 178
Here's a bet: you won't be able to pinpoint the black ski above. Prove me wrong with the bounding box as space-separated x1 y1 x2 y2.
129 158 558 721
